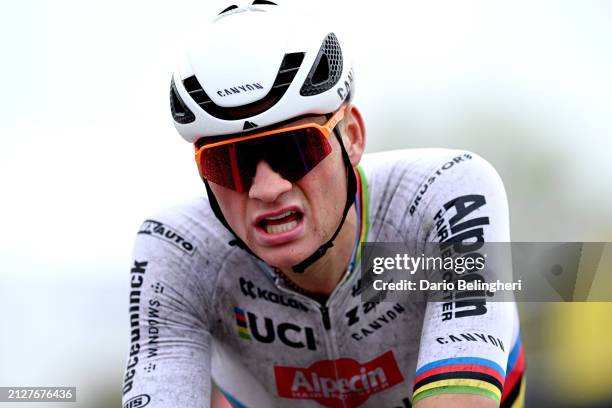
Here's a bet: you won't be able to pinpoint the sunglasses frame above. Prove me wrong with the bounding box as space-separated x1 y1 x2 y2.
194 105 347 188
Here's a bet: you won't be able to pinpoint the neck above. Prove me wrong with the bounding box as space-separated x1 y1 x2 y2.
277 206 358 297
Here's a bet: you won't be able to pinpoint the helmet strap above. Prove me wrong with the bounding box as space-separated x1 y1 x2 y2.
291 128 356 273
203 126 357 274
204 180 262 260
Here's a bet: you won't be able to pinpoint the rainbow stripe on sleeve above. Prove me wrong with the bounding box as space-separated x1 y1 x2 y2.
501 337 526 408
412 357 506 404
412 337 526 406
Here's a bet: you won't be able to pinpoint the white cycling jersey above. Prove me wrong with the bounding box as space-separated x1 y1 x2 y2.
122 148 525 408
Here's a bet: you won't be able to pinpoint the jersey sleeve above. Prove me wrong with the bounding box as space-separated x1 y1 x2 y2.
410 152 522 406
121 215 215 408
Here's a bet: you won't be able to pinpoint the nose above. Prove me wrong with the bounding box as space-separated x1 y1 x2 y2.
248 160 292 202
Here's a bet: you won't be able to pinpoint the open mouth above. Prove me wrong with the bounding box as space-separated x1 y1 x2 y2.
258 210 304 235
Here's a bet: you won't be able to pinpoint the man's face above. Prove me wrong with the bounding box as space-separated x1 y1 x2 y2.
208 114 348 268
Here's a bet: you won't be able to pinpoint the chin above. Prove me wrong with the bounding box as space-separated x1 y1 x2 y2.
254 244 315 270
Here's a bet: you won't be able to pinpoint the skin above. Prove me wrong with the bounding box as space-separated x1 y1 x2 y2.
209 104 367 295
207 105 498 408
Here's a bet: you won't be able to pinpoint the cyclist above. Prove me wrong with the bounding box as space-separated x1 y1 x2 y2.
122 3 525 407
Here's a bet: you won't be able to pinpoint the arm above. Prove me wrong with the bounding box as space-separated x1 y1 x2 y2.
411 151 518 407
122 218 213 408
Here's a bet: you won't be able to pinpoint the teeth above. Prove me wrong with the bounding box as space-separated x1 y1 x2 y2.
265 211 295 221
265 220 298 234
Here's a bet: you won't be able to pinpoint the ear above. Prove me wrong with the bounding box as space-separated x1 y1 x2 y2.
341 104 366 167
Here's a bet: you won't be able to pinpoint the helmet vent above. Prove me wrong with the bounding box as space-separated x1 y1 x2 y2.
219 5 238 15
170 78 195 124
181 52 304 121
311 54 329 85
274 52 304 89
300 33 343 96
184 75 213 106
252 0 277 5
280 52 305 71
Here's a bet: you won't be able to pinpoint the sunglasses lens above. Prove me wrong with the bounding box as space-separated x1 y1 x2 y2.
265 128 332 182
199 143 249 192
198 127 332 192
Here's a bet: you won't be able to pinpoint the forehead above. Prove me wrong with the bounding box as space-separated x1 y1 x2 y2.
195 113 328 148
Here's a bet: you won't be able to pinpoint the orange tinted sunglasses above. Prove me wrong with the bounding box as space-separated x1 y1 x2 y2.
194 105 346 192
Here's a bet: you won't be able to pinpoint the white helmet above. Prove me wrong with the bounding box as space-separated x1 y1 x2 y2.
170 1 354 142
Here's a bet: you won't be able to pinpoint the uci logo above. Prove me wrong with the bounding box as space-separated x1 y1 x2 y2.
235 307 317 350
123 394 151 408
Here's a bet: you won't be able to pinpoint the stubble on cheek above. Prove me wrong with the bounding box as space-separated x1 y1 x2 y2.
311 184 344 241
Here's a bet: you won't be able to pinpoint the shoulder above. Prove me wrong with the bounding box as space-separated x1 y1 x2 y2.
360 148 504 196
358 148 508 241
130 196 236 289
134 196 233 256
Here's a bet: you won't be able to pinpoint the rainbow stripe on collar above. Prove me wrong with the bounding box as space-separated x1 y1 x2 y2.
347 165 369 275
355 165 370 262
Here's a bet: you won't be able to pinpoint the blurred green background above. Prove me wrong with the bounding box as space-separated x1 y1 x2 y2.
1 0 611 407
